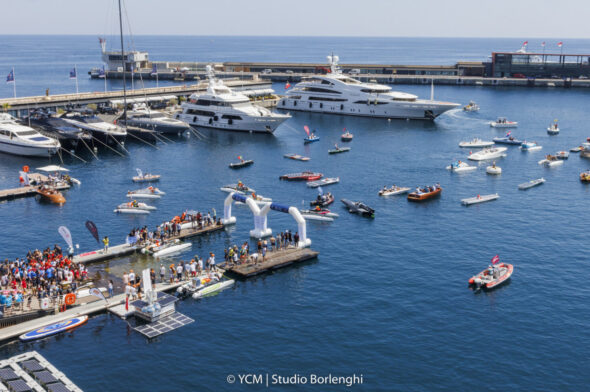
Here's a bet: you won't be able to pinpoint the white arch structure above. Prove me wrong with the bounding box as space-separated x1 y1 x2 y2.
222 192 311 248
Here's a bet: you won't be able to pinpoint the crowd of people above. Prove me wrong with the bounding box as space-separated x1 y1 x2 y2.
0 244 91 315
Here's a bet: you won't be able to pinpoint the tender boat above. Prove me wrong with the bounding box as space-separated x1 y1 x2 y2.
378 185 410 196
220 182 255 194
114 207 150 214
117 201 156 211
328 146 350 154
580 170 590 182
307 177 340 188
493 134 523 145
538 155 564 168
468 147 507 161
547 120 560 135
144 240 192 258
0 113 61 157
407 185 442 202
518 178 545 190
486 163 502 175
458 138 494 148
341 199 375 218
127 187 166 199
446 160 477 172
463 101 480 112
284 154 310 161
555 151 569 160
177 273 235 299
36 185 66 204
133 169 160 182
310 192 334 207
341 130 354 141
490 117 518 128
461 193 499 206
519 141 542 151
469 262 513 291
280 171 323 181
19 315 88 341
299 208 339 218
229 158 254 169
119 103 191 134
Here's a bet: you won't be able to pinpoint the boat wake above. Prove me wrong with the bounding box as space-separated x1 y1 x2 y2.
440 108 491 126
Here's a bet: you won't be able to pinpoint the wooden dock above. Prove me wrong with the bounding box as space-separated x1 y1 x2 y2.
171 222 225 241
223 247 319 278
0 173 70 202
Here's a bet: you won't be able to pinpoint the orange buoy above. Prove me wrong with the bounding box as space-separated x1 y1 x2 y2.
64 293 76 306
23 165 29 173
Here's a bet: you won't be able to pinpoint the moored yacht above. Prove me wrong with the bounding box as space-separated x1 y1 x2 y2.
0 113 61 157
121 103 191 134
61 113 126 145
176 65 290 133
26 111 92 151
279 54 459 120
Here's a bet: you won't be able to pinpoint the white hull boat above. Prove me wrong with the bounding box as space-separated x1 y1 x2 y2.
220 184 255 194
151 242 192 258
518 178 545 190
307 177 340 188
490 118 518 128
299 209 339 218
193 279 235 298
520 143 542 151
117 202 156 211
461 193 499 206
0 114 61 157
177 274 235 298
459 139 494 148
538 158 563 167
301 214 334 222
447 161 477 172
468 147 507 161
114 208 150 215
127 187 165 199
378 186 410 196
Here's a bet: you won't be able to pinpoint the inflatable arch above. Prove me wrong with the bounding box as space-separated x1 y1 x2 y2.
222 193 311 248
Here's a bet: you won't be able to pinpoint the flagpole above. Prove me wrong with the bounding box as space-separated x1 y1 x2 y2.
12 67 16 99
104 68 107 93
75 64 79 95
156 71 159 88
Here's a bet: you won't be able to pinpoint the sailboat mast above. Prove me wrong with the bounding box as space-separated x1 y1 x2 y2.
118 0 127 118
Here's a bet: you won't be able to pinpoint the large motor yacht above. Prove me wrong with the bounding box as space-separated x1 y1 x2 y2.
120 103 191 134
0 113 61 157
279 55 459 120
176 65 290 133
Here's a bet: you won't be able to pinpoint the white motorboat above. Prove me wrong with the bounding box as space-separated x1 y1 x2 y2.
113 207 150 215
279 54 459 120
490 117 518 128
62 113 126 144
132 169 160 182
520 141 542 151
463 101 480 112
538 155 564 168
176 65 290 133
447 160 477 172
299 209 339 218
300 213 334 222
0 113 61 157
461 193 499 206
307 177 340 188
486 164 502 175
177 273 234 299
143 240 192 257
116 201 156 211
121 103 191 134
378 186 410 196
518 178 545 190
458 138 494 148
127 187 166 199
467 147 507 161
220 183 255 194
547 121 560 135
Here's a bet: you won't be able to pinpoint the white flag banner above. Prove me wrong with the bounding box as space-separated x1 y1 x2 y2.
58 226 73 249
89 287 107 302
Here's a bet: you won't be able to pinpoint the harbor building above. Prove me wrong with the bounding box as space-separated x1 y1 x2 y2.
491 51 590 78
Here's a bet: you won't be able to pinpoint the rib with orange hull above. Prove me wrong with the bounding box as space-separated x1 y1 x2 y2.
469 263 513 290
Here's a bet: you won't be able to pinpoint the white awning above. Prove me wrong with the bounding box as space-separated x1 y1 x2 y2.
37 165 69 172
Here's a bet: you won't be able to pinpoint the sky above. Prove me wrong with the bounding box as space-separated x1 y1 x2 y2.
2 0 590 38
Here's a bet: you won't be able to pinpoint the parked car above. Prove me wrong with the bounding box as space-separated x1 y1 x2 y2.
262 69 272 74
512 73 526 78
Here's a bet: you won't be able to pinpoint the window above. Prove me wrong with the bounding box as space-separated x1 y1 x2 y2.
187 109 215 117
302 87 340 94
221 114 242 120
309 97 347 102
360 88 390 94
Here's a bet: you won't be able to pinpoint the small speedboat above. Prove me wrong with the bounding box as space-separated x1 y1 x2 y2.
300 212 334 222
310 192 334 207
299 208 339 218
280 171 323 181
133 169 160 182
407 185 442 202
220 183 255 194
468 147 507 161
518 178 545 190
469 263 513 291
570 146 583 153
538 155 564 168
520 141 542 151
114 207 150 214
547 121 560 135
463 101 480 112
580 170 590 182
447 160 477 172
116 201 156 211
493 134 523 145
328 146 350 154
459 138 494 148
461 193 499 206
378 185 410 196
177 273 235 299
304 135 320 144
143 239 192 257
36 185 66 204
490 117 518 128
284 154 310 161
229 158 254 169
307 177 339 188
486 163 502 175
127 187 166 199
341 130 354 141
341 199 375 218
555 151 569 160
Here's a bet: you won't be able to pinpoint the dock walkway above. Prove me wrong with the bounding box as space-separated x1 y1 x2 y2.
0 173 69 202
0 281 185 343
223 247 319 277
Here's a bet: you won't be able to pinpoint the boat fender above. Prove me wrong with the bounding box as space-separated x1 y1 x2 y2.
64 293 76 306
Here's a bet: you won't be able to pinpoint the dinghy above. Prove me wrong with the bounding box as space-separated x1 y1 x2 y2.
36 185 66 204
299 208 339 218
493 134 523 145
310 192 334 207
469 262 513 290
518 178 545 190
538 155 564 168
220 182 255 194
461 193 499 206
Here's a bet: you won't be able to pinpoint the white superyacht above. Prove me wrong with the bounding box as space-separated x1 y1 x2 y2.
279 55 459 120
0 113 61 157
176 66 290 133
